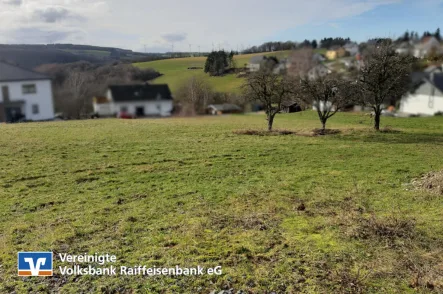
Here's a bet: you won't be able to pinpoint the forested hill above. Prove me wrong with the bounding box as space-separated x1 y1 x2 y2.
0 44 169 69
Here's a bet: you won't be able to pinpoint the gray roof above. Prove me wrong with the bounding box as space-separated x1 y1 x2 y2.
109 84 173 102
249 55 265 64
411 71 443 93
0 61 50 82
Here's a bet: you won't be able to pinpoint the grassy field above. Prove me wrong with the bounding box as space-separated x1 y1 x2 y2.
1 112 443 293
134 51 292 94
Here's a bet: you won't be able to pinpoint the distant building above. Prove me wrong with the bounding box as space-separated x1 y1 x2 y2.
93 84 174 117
326 46 348 60
247 55 266 72
343 42 359 56
400 66 443 116
395 41 414 55
206 104 243 115
0 61 54 122
307 64 331 80
281 102 302 113
413 37 442 58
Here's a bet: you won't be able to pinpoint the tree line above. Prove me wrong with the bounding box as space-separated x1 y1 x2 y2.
395 28 441 43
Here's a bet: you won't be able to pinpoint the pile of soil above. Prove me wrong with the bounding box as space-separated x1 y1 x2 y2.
412 171 443 195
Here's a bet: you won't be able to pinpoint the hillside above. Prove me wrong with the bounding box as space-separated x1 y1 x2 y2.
0 44 168 69
134 51 292 94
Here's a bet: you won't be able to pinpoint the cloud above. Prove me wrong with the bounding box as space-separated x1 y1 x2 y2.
8 27 85 43
1 0 22 5
161 33 187 43
0 0 405 51
33 7 71 23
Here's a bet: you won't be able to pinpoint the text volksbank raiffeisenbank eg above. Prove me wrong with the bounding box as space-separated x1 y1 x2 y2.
57 253 222 276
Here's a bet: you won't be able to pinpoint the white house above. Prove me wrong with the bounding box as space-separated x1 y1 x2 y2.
0 61 54 122
247 55 265 72
93 84 174 117
400 67 443 116
413 37 442 59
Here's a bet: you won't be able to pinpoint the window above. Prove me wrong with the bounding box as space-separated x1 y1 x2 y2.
32 104 39 114
120 106 128 112
22 84 36 94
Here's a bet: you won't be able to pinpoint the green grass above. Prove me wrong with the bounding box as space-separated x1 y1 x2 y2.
134 51 291 94
1 112 443 293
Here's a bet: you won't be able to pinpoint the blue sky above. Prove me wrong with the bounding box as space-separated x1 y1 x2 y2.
271 0 443 44
0 0 442 52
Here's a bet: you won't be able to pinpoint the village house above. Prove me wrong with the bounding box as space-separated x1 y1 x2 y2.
0 61 54 122
343 42 359 56
247 55 265 72
93 83 174 117
413 36 442 58
400 65 443 116
326 46 348 60
206 104 243 115
307 64 331 80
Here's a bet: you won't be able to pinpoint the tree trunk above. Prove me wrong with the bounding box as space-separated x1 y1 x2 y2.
374 108 381 131
321 121 326 135
267 114 275 132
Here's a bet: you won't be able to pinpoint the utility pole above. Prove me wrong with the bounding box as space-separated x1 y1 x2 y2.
198 45 201 56
189 44 192 57
171 44 174 58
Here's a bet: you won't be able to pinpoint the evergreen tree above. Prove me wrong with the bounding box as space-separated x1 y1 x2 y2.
204 51 229 76
311 40 318 49
435 28 441 41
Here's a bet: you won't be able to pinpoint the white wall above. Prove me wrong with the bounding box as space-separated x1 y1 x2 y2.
0 79 54 121
94 104 113 116
112 100 173 117
400 94 443 116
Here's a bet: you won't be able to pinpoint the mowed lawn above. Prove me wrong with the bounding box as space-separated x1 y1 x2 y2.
134 51 291 94
1 112 443 293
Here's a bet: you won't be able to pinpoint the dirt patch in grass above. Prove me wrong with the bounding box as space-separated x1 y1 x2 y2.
412 171 443 195
312 128 342 136
352 215 417 248
233 129 296 136
379 126 402 133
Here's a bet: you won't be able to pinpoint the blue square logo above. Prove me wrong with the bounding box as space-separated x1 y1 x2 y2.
18 252 53 276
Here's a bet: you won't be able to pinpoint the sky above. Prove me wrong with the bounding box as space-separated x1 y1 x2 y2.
0 0 442 53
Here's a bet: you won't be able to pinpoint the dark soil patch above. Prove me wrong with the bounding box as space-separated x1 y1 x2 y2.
233 129 296 136
412 171 443 195
312 129 341 136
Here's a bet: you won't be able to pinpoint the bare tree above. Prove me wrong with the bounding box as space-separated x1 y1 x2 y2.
64 71 93 119
176 76 213 115
357 41 415 130
287 48 316 77
296 74 357 134
243 69 295 131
